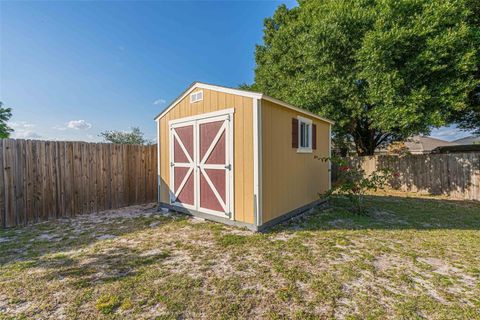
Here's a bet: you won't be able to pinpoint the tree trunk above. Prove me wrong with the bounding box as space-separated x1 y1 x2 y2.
351 122 392 156
352 127 376 156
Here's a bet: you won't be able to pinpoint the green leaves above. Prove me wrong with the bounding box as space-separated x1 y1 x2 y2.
251 0 480 154
99 127 151 145
330 158 396 215
0 102 13 139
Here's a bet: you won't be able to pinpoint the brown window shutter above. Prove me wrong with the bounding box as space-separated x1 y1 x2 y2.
312 124 317 150
292 118 298 148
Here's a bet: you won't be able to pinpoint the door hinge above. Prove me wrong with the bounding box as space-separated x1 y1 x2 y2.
225 164 232 170
170 162 174 167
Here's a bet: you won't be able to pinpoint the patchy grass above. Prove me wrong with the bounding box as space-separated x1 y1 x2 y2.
0 197 479 319
96 295 121 315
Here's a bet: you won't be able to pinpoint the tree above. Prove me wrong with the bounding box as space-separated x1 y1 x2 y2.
449 0 480 135
450 70 480 134
99 127 151 145
0 102 13 138
249 0 480 155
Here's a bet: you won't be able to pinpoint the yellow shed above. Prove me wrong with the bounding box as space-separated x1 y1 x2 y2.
155 82 333 231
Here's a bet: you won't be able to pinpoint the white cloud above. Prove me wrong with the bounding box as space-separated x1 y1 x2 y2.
429 126 472 142
66 120 92 130
153 98 166 105
12 130 41 139
8 121 41 139
433 129 458 137
9 121 35 129
53 120 91 131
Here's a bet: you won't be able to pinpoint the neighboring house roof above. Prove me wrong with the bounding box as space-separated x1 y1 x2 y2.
453 135 480 145
405 135 457 153
431 144 480 154
154 82 335 124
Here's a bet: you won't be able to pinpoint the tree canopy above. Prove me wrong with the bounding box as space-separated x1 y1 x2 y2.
99 127 151 145
0 102 13 139
248 0 480 155
449 0 480 135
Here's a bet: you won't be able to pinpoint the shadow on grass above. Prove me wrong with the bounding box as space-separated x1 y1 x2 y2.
268 195 480 233
1 195 479 280
35 245 171 290
0 205 185 268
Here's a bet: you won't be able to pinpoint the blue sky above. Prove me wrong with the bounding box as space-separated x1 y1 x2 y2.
0 0 471 142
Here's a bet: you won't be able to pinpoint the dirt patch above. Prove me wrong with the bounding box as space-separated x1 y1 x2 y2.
371 210 408 225
1 197 479 319
96 234 117 240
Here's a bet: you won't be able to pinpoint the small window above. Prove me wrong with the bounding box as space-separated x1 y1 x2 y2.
298 116 312 153
190 90 203 103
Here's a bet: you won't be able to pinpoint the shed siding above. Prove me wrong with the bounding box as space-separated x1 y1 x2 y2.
261 99 330 223
158 88 254 224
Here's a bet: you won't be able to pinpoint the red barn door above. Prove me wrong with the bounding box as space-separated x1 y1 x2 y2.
170 121 196 209
169 110 233 218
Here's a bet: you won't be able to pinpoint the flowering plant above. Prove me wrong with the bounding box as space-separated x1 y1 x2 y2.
325 157 397 215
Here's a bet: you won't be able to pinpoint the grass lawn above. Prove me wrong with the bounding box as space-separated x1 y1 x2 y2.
0 195 479 319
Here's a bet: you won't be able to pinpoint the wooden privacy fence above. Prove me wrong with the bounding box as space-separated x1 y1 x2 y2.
0 139 158 228
333 153 480 201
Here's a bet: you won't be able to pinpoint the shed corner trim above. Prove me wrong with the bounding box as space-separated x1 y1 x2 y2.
253 98 263 227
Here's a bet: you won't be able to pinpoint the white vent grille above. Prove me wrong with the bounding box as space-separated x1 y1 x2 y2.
190 91 203 103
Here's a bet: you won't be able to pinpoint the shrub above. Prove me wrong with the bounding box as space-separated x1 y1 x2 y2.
326 157 396 215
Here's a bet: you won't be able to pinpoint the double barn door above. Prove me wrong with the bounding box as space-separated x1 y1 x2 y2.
169 111 233 218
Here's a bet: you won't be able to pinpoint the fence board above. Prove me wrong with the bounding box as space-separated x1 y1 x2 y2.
32 140 41 223
124 144 130 206
334 153 480 201
44 141 52 219
16 139 26 225
0 140 4 228
111 143 118 209
118 144 125 208
4 139 15 227
0 139 158 228
25 140 33 223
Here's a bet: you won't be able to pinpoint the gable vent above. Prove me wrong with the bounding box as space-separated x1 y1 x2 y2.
190 90 203 103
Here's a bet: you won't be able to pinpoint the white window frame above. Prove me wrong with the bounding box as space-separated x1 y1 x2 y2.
297 116 313 153
190 90 203 103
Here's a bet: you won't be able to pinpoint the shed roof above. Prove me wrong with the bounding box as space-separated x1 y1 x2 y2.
154 82 335 125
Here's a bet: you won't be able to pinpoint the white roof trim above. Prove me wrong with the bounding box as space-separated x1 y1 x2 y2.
154 82 335 125
195 83 262 99
263 95 334 124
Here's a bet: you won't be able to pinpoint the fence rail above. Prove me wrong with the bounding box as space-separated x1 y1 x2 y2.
0 139 158 228
333 153 480 201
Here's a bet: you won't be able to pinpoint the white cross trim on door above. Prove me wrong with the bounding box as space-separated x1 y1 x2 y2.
171 129 194 164
169 109 234 219
169 123 196 208
198 121 228 212
173 166 193 199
